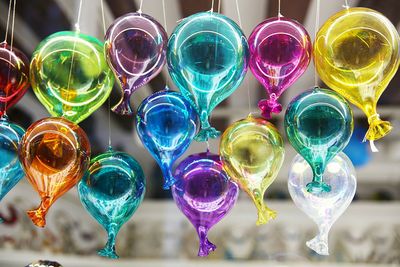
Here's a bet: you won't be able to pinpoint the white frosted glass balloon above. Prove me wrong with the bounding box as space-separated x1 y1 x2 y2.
288 152 356 256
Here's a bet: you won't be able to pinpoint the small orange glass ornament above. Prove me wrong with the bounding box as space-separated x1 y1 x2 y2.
19 117 90 227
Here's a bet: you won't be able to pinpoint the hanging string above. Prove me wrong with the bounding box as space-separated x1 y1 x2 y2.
278 0 282 17
10 0 16 50
162 0 171 89
74 0 83 32
210 0 215 12
235 0 242 28
344 0 350 9
67 0 83 100
3 0 13 43
138 0 144 13
218 0 222 13
100 0 112 149
314 0 320 88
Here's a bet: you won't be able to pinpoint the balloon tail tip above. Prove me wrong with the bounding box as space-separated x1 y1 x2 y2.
256 207 276 226
194 127 220 142
258 98 282 120
112 99 133 115
306 235 329 256
98 247 119 259
27 209 46 228
198 238 217 257
306 181 331 194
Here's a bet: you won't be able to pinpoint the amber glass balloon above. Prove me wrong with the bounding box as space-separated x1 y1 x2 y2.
19 117 90 227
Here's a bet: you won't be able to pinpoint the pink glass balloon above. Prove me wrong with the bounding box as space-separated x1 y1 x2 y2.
249 17 312 119
105 12 168 115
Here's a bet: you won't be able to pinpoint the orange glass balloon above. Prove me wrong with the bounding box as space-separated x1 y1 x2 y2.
19 117 90 227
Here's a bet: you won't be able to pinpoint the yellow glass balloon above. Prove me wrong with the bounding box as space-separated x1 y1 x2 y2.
314 7 400 143
220 115 285 225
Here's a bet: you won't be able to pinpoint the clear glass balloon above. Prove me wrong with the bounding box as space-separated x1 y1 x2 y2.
105 12 168 115
30 31 114 124
314 7 400 143
288 152 357 256
19 117 91 227
248 17 312 119
172 152 239 257
285 87 353 193
78 148 145 259
0 116 25 220
136 89 198 189
168 11 249 141
26 260 63 267
220 115 285 225
0 42 30 116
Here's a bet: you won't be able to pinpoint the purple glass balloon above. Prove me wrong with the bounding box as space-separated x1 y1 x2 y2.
172 152 239 257
249 17 312 119
105 12 168 115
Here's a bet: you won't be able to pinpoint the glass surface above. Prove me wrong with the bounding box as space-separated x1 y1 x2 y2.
248 17 312 119
105 12 167 115
19 117 90 227
285 87 353 193
172 152 238 257
78 149 145 259
314 7 399 141
30 31 114 123
168 11 249 141
288 152 357 255
136 89 197 189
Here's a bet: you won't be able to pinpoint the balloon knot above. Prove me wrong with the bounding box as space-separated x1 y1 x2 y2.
27 208 47 228
256 206 277 226
197 226 216 257
364 114 392 143
258 98 282 119
112 97 133 115
306 181 331 194
194 127 221 142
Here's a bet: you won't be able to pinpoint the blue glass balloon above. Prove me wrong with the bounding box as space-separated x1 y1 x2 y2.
136 89 197 189
0 116 25 222
78 148 145 259
167 11 249 141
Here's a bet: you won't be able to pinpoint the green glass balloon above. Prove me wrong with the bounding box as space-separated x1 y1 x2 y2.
30 31 114 123
284 87 353 193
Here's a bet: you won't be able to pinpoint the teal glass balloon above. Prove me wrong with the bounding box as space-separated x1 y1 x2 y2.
167 11 249 141
78 148 145 259
136 89 197 189
284 87 353 193
0 116 25 222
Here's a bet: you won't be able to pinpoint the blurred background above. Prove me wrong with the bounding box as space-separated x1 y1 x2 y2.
0 0 399 266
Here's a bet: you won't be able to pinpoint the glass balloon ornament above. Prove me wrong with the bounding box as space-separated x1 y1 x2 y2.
314 7 400 148
248 17 312 119
105 12 168 115
220 115 284 225
168 12 249 141
285 87 353 193
288 152 356 255
172 152 239 257
136 89 197 189
30 31 114 124
78 148 145 259
0 42 30 116
0 116 25 220
19 117 90 227
26 260 63 267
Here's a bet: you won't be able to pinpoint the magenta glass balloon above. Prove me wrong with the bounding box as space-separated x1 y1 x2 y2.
172 152 239 257
105 12 168 115
249 17 312 119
